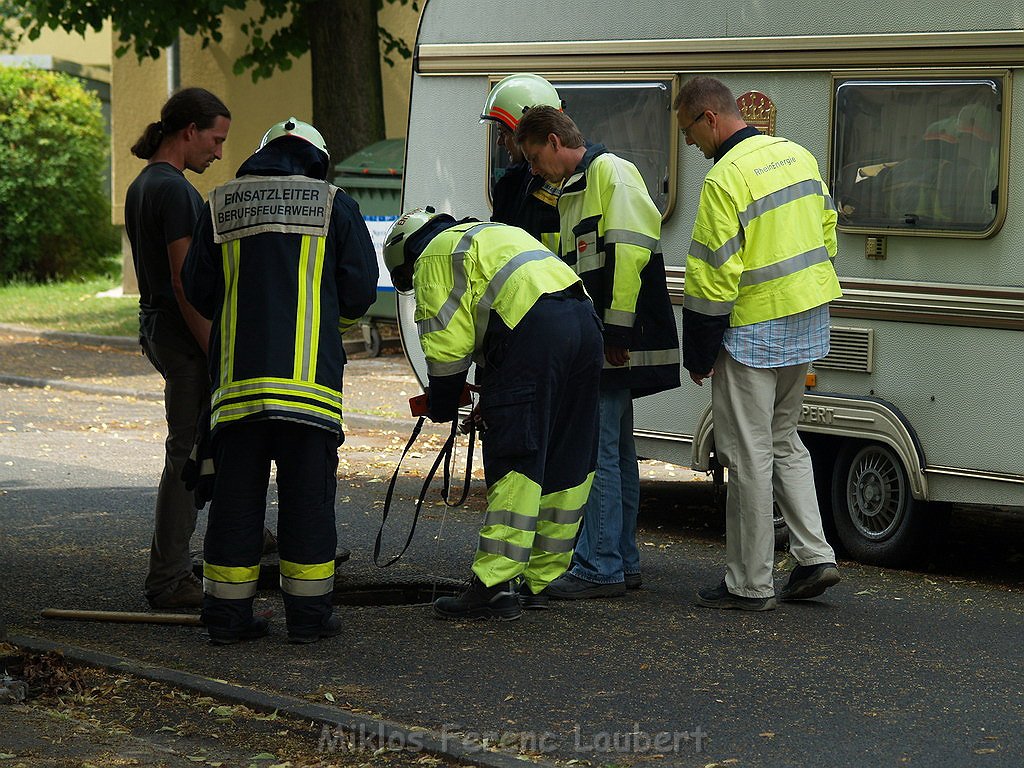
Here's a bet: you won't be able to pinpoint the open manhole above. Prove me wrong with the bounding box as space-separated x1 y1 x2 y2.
332 579 463 607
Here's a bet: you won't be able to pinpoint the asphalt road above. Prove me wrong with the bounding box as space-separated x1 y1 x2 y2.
2 337 1024 767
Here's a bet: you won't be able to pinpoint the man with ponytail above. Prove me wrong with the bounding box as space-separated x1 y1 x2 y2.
124 87 231 610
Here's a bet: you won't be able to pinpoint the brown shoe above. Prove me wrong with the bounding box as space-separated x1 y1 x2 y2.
148 574 203 610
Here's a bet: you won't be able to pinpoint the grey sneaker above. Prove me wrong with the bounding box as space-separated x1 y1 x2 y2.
625 572 642 590
695 581 777 611
545 573 626 600
780 563 841 601
148 574 203 610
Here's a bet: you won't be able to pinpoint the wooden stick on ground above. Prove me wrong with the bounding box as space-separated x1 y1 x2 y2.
40 609 203 627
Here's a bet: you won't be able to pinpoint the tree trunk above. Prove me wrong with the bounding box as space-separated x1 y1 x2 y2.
307 0 386 172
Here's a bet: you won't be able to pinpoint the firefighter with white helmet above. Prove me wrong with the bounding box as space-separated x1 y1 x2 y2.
183 117 378 644
479 74 564 251
258 116 330 157
384 207 603 620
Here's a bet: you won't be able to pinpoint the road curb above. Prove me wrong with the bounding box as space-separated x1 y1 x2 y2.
0 323 141 350
0 373 165 402
0 322 369 356
0 372 407 431
10 634 555 768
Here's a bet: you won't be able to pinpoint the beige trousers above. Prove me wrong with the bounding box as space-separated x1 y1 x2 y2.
712 349 835 598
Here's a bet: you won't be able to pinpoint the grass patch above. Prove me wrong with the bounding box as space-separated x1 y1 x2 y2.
0 276 137 337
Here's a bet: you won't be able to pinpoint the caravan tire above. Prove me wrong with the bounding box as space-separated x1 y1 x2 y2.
831 440 923 566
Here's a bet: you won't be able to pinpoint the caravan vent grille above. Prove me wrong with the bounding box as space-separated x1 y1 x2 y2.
815 326 873 373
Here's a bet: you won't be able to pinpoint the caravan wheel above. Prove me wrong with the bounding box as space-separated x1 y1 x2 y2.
831 440 923 566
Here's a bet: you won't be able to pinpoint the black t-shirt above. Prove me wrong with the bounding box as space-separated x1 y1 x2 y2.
124 162 204 354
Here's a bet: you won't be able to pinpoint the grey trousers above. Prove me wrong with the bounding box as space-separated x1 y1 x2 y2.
141 338 207 601
712 349 835 598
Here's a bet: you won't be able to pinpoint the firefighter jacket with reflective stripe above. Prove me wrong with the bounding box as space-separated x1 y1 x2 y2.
682 132 841 374
184 142 378 436
491 161 561 253
557 145 680 397
414 221 583 414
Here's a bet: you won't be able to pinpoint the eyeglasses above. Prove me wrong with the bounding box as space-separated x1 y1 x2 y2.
680 111 708 135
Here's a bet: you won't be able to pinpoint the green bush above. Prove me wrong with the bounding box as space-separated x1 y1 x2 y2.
0 66 120 283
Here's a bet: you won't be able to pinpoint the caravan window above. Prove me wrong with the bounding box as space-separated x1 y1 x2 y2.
488 79 676 216
831 77 1003 235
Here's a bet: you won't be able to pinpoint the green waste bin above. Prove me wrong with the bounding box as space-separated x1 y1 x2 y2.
335 138 404 354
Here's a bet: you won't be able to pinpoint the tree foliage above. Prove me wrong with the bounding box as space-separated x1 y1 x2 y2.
0 66 119 282
3 0 418 162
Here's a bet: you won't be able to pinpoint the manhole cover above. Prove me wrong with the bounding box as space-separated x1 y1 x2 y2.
332 580 463 607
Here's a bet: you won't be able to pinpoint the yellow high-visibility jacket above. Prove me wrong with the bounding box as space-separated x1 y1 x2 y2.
558 145 680 397
683 132 841 373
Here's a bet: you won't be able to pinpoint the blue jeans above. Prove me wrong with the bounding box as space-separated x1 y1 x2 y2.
570 388 640 584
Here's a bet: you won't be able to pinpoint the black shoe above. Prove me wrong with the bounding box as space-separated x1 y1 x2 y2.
625 572 642 590
516 581 550 610
545 573 626 600
287 614 343 644
780 563 841 601
695 581 777 612
207 616 270 646
433 577 522 621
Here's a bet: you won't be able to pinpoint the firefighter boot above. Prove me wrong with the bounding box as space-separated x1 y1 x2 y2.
433 576 522 621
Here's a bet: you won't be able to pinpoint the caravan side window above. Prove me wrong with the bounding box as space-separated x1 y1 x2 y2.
831 77 1004 235
488 79 676 216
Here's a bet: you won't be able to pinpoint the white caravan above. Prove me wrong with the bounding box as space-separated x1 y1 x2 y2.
395 0 1024 565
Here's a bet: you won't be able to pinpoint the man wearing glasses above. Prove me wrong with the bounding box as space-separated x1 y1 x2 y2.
674 76 842 611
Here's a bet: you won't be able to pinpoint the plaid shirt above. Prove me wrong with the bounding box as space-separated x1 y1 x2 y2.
724 304 831 368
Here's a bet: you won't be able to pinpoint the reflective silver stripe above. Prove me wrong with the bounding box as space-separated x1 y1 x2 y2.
690 233 743 270
416 252 466 336
738 179 823 229
604 308 635 328
477 535 531 563
684 294 734 316
824 190 837 211
280 574 335 597
213 379 342 408
532 534 576 554
538 506 583 525
417 223 500 335
203 577 258 600
484 508 538 532
740 245 832 288
474 249 553 350
426 354 472 377
575 250 606 275
605 228 659 252
603 347 680 369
